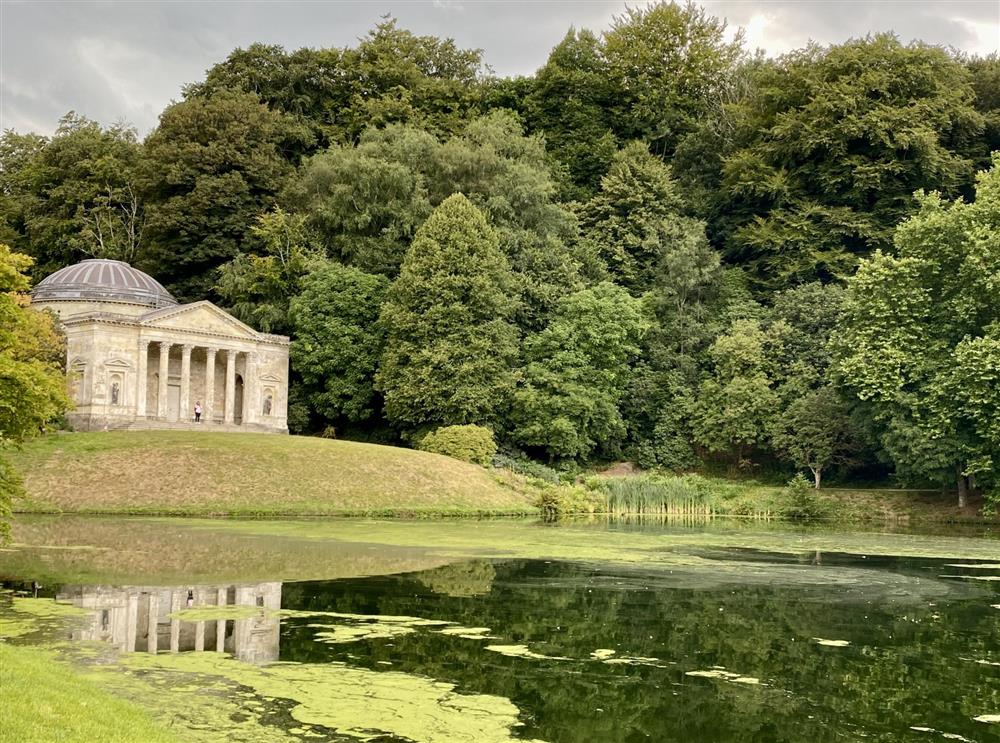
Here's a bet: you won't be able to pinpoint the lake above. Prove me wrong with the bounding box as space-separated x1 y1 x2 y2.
2 515 999 742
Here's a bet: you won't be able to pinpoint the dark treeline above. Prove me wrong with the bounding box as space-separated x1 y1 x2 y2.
2 3 999 502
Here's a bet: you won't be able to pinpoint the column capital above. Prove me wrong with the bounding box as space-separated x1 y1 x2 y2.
226 348 238 358
158 340 173 350
138 338 151 348
181 343 195 352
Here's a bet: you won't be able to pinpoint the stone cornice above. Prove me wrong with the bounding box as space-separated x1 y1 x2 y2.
61 313 290 348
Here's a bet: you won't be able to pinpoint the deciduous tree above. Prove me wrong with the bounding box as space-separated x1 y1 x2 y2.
138 91 297 300
290 262 390 424
511 282 648 461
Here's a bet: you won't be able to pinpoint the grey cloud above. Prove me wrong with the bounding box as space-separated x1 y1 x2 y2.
1 1 996 137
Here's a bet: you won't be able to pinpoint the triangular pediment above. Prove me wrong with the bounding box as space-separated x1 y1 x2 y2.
260 373 282 383
140 301 260 340
105 357 133 369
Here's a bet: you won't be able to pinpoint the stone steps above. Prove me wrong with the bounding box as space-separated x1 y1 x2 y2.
121 420 266 433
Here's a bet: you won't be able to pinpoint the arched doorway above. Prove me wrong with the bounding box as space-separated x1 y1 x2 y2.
234 374 244 424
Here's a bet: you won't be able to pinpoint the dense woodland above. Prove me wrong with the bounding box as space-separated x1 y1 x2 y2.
2 2 1000 503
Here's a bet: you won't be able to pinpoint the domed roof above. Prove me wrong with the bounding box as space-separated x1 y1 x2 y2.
32 259 177 308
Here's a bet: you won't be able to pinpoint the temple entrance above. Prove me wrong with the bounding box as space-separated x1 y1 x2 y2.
234 375 244 424
167 385 181 421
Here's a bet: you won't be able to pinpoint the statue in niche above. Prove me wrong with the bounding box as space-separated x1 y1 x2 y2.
262 392 273 416
110 380 120 406
69 369 83 402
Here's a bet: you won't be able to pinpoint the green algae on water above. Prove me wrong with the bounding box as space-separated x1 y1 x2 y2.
118 651 547 743
685 669 761 685
485 644 572 661
435 626 495 639
168 605 266 622
312 624 416 644
0 596 89 639
603 655 671 668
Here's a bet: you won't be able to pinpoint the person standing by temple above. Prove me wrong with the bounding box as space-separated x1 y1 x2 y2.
194 401 202 423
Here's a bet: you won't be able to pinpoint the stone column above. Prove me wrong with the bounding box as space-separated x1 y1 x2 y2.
157 342 171 419
169 590 181 653
136 339 149 417
216 587 227 652
204 348 217 422
146 592 159 654
179 344 193 422
224 349 237 424
243 352 258 425
125 593 139 652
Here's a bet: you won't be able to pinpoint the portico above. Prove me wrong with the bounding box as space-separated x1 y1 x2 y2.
31 259 290 433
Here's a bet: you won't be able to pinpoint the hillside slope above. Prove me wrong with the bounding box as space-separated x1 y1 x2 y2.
9 431 536 516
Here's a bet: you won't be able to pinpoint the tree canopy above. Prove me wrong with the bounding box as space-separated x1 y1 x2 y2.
4 9 1000 506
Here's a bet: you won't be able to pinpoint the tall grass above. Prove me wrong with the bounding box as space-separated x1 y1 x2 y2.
588 474 781 518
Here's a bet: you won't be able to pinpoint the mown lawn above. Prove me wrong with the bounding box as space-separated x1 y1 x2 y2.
0 644 178 743
9 431 536 516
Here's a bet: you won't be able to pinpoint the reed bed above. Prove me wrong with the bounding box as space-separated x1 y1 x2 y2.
588 474 781 518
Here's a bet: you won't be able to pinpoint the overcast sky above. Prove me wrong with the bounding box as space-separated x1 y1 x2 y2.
1 0 998 137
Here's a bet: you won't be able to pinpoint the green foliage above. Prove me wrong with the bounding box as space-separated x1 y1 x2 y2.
417 425 498 467
690 319 781 468
834 155 1000 498
189 19 485 149
579 142 688 294
138 91 297 300
532 482 603 518
377 194 519 429
770 386 858 489
492 453 564 484
287 112 588 330
523 29 619 200
708 35 984 291
782 473 824 520
511 282 648 461
589 473 765 516
0 245 70 542
215 209 326 334
603 1 745 156
0 115 142 279
290 262 390 424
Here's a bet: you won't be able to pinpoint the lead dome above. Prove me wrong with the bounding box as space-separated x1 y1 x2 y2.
31 258 177 308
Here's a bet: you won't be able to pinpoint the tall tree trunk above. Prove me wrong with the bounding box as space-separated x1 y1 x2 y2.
957 463 968 508
811 466 822 490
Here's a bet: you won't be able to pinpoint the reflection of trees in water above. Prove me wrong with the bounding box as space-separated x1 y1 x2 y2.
280 559 1000 743
415 561 496 597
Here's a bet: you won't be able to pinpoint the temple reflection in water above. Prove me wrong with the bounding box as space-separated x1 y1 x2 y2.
56 582 281 663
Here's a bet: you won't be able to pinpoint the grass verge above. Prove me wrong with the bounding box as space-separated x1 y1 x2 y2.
0 643 179 743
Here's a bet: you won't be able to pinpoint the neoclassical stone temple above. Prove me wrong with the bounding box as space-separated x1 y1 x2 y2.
31 258 289 433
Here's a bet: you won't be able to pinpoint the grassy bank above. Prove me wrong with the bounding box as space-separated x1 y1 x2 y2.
8 431 988 523
9 431 536 517
0 644 178 743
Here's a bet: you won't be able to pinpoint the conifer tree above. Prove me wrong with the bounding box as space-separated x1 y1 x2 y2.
376 194 518 429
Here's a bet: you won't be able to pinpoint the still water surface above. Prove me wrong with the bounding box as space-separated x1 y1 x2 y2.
2 516 999 742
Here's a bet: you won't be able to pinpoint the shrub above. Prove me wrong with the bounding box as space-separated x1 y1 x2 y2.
783 473 824 520
534 483 603 518
493 453 564 484
418 425 497 467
